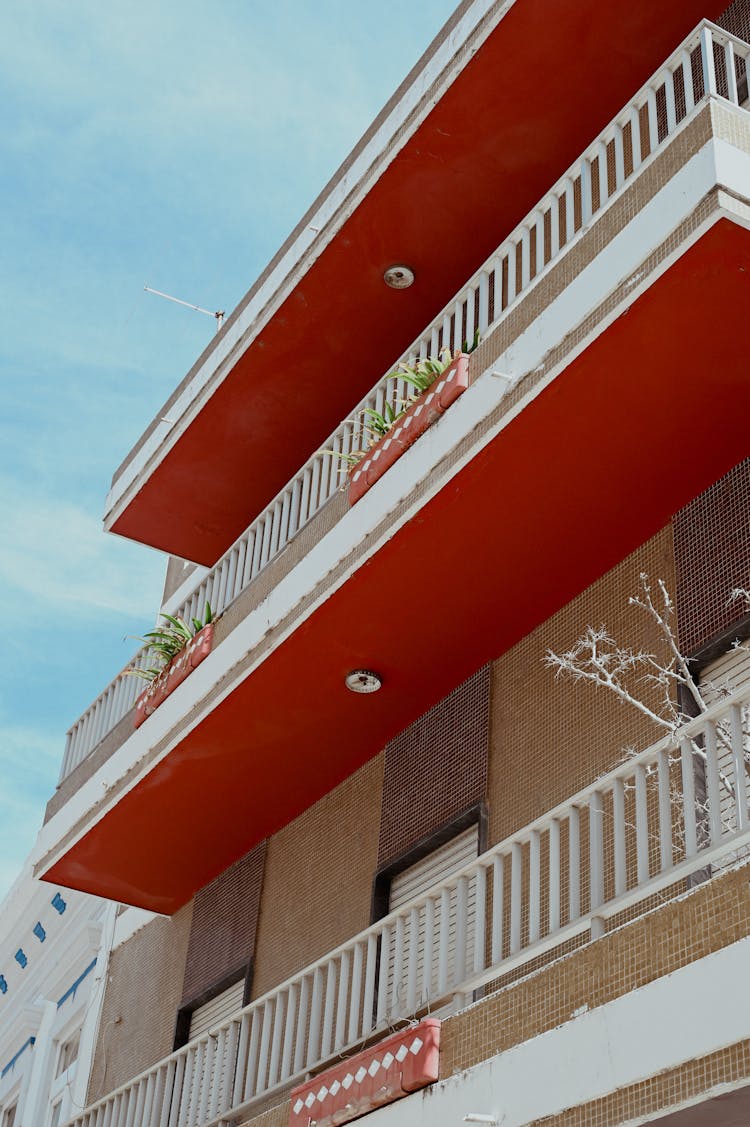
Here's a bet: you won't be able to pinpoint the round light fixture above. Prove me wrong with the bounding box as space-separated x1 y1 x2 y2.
345 669 382 694
383 264 415 290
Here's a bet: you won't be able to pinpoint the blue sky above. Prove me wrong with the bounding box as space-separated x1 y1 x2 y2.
0 0 458 900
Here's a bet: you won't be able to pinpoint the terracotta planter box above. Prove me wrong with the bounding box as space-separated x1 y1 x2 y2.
289 1018 441 1127
134 623 215 729
348 352 469 505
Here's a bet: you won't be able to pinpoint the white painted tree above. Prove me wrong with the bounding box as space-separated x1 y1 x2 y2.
545 574 750 849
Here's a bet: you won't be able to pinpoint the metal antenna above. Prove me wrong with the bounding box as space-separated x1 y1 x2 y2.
144 285 225 331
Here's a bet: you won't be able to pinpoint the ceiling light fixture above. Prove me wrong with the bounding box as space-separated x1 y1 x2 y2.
383 265 415 289
345 670 382 694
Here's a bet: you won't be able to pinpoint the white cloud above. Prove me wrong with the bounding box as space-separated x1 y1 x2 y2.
0 723 60 901
0 475 164 621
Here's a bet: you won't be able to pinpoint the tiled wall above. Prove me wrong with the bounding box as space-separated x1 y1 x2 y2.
674 456 750 655
487 526 676 846
251 755 384 999
377 664 490 868
180 841 266 1010
87 904 193 1105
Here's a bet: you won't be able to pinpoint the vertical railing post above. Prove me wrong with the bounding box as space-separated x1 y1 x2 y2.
589 792 604 914
701 25 717 96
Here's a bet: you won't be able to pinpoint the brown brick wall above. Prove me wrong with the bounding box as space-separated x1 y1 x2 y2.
251 755 383 999
181 841 266 1008
87 904 193 1104
718 0 750 39
487 526 676 846
237 862 750 1127
528 1042 750 1127
674 456 750 655
377 664 490 867
441 858 750 1078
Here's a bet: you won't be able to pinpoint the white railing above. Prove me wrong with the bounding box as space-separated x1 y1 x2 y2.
66 680 750 1127
60 20 750 782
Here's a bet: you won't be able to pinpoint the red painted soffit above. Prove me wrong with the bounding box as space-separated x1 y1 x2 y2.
50 219 750 912
110 0 725 566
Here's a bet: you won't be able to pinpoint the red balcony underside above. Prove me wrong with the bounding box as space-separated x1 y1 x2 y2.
48 219 750 913
110 0 724 566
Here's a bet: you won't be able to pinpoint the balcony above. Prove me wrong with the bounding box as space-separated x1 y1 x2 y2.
38 21 750 911
102 0 729 567
63 680 750 1127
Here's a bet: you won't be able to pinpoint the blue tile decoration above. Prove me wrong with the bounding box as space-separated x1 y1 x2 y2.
57 958 97 1009
0 976 6 994
33 922 46 943
51 892 67 914
1 1037 36 1079
14 950 27 969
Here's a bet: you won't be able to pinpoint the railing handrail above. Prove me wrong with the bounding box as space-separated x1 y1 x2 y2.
69 673 750 1127
60 18 750 787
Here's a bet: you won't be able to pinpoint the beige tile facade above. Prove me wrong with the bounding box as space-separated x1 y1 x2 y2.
87 904 193 1105
441 859 750 1079
487 526 676 847
252 755 384 999
527 1040 750 1127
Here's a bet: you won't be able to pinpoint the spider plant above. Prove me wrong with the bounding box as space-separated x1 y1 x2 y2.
324 333 480 476
127 602 214 683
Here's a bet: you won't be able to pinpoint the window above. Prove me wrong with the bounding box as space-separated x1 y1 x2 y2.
55 1029 80 1079
380 824 479 1021
699 645 750 854
49 1102 62 1127
2 1104 17 1127
188 978 245 1041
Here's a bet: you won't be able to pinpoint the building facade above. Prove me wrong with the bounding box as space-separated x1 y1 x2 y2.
14 1 750 1125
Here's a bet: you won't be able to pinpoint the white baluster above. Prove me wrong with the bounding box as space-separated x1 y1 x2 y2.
612 777 626 897
243 1010 262 1102
268 991 285 1088
491 854 504 964
700 26 717 96
376 925 391 1024
549 194 560 258
293 977 310 1075
478 269 490 333
335 951 350 1050
680 738 698 858
664 67 677 133
580 159 593 226
682 48 696 113
362 933 378 1037
509 841 522 954
589 792 604 912
548 818 561 932
730 704 749 831
628 105 642 172
473 866 487 975
596 139 609 205
646 86 659 154
320 960 337 1059
704 722 723 845
563 176 575 242
528 830 540 943
568 805 581 921
455 875 468 985
506 242 517 306
437 888 450 996
281 985 297 1082
657 747 674 871
634 764 650 885
307 967 324 1065
613 124 625 191
407 905 420 1012
423 897 435 1004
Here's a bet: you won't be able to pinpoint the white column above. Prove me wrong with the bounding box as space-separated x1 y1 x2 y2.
18 999 57 1127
